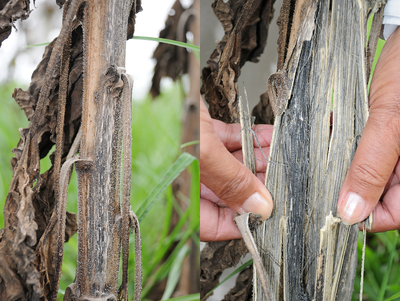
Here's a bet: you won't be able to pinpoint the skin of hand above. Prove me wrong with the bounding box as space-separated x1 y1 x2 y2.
337 26 400 232
200 98 274 241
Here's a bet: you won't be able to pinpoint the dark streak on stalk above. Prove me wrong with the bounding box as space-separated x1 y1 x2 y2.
282 40 312 300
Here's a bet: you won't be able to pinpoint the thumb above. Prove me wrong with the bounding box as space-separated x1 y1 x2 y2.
200 100 273 220
337 29 400 225
337 113 400 225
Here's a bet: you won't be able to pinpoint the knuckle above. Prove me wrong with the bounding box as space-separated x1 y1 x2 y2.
368 107 400 155
380 203 400 232
200 138 216 167
385 216 398 232
217 168 251 203
370 95 400 130
349 163 387 190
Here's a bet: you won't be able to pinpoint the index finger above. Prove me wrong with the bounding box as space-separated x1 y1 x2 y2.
212 118 273 152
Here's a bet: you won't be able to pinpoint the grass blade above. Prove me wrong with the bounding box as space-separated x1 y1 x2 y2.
378 231 399 301
24 42 50 47
189 159 200 234
136 152 196 222
383 292 400 301
144 159 199 281
187 40 200 63
25 37 200 52
142 227 195 297
145 209 190 280
161 186 174 243
132 36 200 51
162 293 200 301
205 259 253 298
143 210 199 298
180 140 200 149
161 244 190 300
388 285 400 293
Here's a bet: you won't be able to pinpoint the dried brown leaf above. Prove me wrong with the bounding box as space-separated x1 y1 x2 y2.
150 0 193 98
201 0 275 123
200 239 248 300
0 0 31 47
222 265 253 301
0 23 83 301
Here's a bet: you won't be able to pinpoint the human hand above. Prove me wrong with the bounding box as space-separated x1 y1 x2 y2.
200 98 273 241
337 27 400 232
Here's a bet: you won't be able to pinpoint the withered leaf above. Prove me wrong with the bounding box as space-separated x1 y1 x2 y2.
200 239 249 300
150 0 193 98
0 0 31 47
201 0 276 123
0 23 84 301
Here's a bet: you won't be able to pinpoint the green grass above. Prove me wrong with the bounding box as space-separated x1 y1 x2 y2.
353 231 400 301
204 259 253 299
132 36 200 52
0 81 200 300
25 36 200 53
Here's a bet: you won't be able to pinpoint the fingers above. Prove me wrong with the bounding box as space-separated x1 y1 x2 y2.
364 184 400 232
360 160 400 232
337 115 400 225
200 198 242 241
256 172 266 184
337 27 400 226
200 183 226 207
201 171 267 208
212 118 273 152
231 147 270 172
200 99 273 220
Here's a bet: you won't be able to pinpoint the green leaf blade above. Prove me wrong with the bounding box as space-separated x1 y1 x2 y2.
378 231 399 301
205 260 253 298
132 36 200 51
161 244 191 300
136 152 196 222
162 293 200 301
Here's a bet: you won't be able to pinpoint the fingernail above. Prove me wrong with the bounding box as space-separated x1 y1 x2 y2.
340 192 367 225
239 192 273 220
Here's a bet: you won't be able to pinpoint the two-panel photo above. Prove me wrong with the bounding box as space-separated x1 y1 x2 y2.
0 0 399 300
